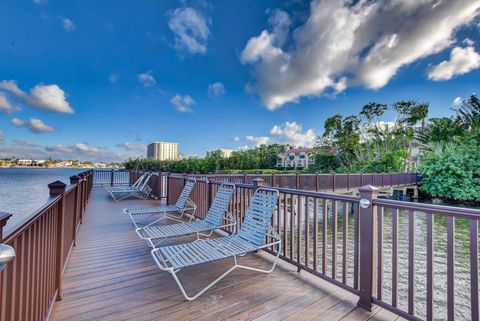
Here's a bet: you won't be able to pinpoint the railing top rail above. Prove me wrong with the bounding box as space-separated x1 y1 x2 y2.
3 194 61 241
373 198 480 219
209 179 361 203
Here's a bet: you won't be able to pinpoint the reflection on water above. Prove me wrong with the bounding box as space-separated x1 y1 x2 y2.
279 199 478 321
0 168 84 228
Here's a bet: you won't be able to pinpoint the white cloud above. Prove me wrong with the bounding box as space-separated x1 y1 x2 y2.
116 142 146 151
109 73 119 84
246 136 270 147
0 80 74 113
233 136 241 142
0 93 19 114
137 71 156 87
241 0 480 110
453 96 463 106
428 46 480 81
168 7 210 55
463 38 475 46
45 145 72 153
61 17 76 32
14 140 39 147
270 121 316 147
11 117 54 133
170 94 195 112
74 143 98 154
11 118 24 126
207 82 226 97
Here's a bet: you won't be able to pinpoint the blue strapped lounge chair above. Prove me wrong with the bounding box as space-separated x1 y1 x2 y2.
107 173 153 201
123 179 197 228
151 187 281 301
105 173 148 193
135 183 235 248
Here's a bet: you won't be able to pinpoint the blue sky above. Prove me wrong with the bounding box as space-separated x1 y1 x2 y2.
0 0 479 162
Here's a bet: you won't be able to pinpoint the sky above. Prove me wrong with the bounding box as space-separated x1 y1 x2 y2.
0 0 479 162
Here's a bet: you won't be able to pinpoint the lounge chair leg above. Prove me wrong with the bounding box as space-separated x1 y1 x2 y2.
166 248 281 301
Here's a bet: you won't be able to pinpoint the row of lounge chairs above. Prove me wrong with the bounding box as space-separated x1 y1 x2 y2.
118 179 282 301
106 173 154 201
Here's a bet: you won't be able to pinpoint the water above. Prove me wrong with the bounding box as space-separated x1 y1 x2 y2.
279 199 478 321
0 168 85 229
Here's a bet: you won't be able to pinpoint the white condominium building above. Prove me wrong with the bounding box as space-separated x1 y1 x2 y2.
147 142 179 161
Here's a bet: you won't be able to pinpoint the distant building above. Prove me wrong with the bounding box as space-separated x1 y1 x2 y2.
276 148 315 169
17 159 33 166
147 141 179 161
206 148 234 158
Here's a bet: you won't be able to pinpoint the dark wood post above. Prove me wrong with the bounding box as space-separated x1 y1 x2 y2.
69 175 81 244
347 173 350 190
110 169 114 187
252 178 265 191
316 173 319 191
49 180 67 301
166 173 171 204
295 173 299 189
0 212 12 242
271 173 276 187
357 185 379 311
206 179 212 210
332 173 336 191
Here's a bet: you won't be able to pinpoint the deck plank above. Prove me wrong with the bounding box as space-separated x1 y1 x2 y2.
50 187 394 321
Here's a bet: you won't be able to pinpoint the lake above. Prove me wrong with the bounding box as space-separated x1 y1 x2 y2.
0 168 85 228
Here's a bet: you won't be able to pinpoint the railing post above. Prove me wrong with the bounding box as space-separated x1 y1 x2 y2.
357 185 379 311
49 180 67 301
271 173 276 187
206 179 212 209
252 178 265 191
69 175 81 245
332 173 336 191
316 173 319 191
295 173 299 189
347 173 350 190
165 173 171 203
110 169 114 187
0 212 12 242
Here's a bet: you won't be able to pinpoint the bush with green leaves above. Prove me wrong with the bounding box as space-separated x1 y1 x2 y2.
419 140 480 201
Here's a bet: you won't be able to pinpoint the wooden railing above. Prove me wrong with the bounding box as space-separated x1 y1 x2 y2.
92 169 130 186
164 174 480 321
0 169 94 321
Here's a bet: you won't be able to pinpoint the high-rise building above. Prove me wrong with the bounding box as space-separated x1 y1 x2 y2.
206 148 234 158
147 142 179 161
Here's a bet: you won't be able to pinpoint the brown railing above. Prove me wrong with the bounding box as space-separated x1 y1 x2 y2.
210 172 418 191
164 174 479 321
0 170 94 321
93 169 130 186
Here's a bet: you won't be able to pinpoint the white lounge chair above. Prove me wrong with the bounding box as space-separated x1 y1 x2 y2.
151 187 281 301
105 173 148 192
107 173 153 201
123 179 196 228
135 183 236 248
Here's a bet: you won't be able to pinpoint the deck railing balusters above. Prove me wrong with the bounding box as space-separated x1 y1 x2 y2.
408 210 416 315
332 200 337 279
322 199 328 275
447 215 455 320
470 219 479 321
426 212 434 321
342 201 348 285
377 206 384 300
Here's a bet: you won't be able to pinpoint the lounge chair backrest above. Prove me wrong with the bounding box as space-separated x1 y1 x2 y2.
237 188 279 246
139 173 152 189
204 183 235 226
132 173 147 188
175 179 196 209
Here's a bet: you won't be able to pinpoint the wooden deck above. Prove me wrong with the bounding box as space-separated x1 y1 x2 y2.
50 187 401 321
